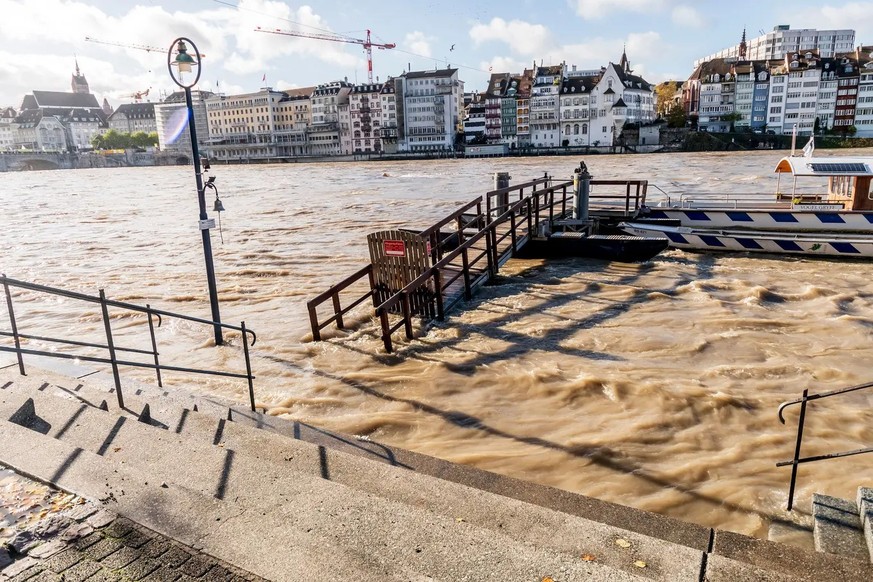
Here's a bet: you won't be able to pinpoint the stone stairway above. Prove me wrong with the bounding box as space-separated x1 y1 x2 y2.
811 489 873 563
2 362 873 581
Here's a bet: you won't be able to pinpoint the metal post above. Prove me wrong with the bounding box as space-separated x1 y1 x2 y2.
146 304 163 387
786 389 809 511
241 321 256 413
332 294 344 330
461 246 471 299
574 161 592 222
378 308 393 353
434 270 445 320
99 289 124 409
493 172 510 218
2 275 25 376
186 86 223 346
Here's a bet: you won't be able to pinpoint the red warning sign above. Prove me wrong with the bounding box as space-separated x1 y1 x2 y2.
383 240 406 257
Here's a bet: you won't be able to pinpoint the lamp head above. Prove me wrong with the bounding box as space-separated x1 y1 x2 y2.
174 41 195 73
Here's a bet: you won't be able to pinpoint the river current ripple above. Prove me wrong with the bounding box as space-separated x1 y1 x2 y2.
3 149 873 538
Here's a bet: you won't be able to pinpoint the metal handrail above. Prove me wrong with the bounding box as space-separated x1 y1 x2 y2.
776 380 873 510
1 274 258 412
375 185 575 352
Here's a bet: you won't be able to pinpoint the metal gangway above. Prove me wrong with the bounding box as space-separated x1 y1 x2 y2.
306 173 648 353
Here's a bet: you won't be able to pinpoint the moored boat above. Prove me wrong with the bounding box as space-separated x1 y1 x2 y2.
621 149 873 258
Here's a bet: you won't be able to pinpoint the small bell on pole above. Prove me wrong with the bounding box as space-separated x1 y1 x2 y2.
213 196 225 212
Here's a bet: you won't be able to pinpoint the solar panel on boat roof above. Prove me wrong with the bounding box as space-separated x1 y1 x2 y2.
808 162 870 173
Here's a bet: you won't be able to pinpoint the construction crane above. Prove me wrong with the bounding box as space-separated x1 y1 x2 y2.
255 26 395 84
126 88 150 102
84 37 206 58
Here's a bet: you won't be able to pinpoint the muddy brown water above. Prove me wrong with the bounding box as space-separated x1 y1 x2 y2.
3 150 873 538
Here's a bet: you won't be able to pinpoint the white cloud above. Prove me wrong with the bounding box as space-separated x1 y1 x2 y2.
572 0 669 20
404 31 434 58
0 0 364 105
469 18 555 56
671 5 707 28
798 2 873 31
480 56 530 75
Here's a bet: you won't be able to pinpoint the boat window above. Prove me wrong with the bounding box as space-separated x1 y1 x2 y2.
829 175 853 199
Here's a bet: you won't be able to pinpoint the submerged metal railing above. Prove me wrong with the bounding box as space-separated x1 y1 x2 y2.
776 381 873 510
1 274 258 412
306 175 651 353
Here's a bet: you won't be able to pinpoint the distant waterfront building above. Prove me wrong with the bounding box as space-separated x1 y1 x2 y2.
346 83 384 154
274 87 313 157
462 93 486 143
559 76 594 147
588 51 656 146
204 88 286 161
0 107 19 151
695 25 856 67
854 47 873 135
395 68 463 152
10 63 109 151
309 81 352 156
154 90 213 157
379 80 398 153
515 70 534 147
107 103 157 134
530 64 563 147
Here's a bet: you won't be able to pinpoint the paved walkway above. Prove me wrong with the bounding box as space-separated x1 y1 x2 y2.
0 467 263 582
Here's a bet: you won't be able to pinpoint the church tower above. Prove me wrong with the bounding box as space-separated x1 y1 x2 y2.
619 45 632 73
71 59 90 94
739 29 748 60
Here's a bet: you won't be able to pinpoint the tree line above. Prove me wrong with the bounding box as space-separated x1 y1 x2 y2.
90 129 159 150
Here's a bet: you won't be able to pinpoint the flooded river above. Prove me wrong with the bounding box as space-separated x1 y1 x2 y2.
2 149 873 539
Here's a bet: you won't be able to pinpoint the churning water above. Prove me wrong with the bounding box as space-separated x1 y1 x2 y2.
3 149 873 538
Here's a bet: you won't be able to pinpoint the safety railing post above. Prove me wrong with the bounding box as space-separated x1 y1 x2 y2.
461 246 472 300
434 270 445 320
379 308 393 353
401 292 413 339
332 294 344 330
561 184 568 217
527 198 533 234
2 274 26 376
367 268 378 308
786 389 809 511
307 304 321 342
99 289 124 409
146 304 163 388
490 225 499 272
241 321 256 413
510 212 517 252
484 225 495 277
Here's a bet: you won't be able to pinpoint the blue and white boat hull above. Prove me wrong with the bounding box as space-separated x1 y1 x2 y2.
642 207 873 233
620 222 873 258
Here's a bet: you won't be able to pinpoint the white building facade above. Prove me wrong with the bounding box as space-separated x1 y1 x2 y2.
396 68 463 152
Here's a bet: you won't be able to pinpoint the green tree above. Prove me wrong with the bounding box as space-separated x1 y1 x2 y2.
721 112 743 132
666 107 687 128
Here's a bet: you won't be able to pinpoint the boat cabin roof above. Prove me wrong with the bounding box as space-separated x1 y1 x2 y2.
774 156 873 177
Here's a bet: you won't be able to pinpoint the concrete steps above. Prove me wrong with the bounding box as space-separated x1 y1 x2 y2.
812 493 869 562
807 489 873 564
3 364 873 581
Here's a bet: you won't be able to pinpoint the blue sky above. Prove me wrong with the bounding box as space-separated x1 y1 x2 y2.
0 0 871 108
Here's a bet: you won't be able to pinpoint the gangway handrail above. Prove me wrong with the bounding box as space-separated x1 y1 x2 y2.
375 184 575 351
306 264 375 341
776 380 873 510
1 274 257 412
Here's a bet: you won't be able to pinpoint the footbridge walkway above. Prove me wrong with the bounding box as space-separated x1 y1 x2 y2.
306 173 649 352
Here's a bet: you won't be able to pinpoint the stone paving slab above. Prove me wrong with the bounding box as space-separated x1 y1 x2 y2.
0 473 264 582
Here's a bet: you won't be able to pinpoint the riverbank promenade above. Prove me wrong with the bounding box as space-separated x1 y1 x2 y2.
1 358 871 581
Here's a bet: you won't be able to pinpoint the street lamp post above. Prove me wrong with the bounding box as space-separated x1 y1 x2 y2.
168 37 223 346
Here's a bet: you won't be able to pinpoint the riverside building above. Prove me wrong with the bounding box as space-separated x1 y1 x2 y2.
695 25 855 67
